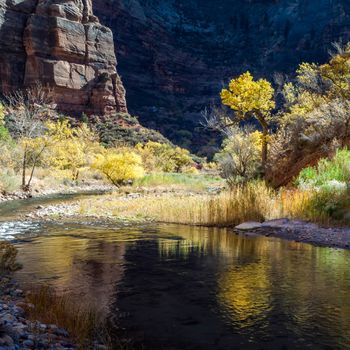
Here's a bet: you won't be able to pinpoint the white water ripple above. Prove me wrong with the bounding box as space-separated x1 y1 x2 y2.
0 221 41 240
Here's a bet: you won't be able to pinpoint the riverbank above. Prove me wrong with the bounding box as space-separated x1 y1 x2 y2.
236 219 350 249
0 182 113 205
0 275 74 350
22 186 350 250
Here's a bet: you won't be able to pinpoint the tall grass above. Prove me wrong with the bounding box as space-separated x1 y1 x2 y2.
76 181 349 227
0 170 21 193
140 182 273 226
25 286 102 349
25 286 132 350
78 182 276 226
25 286 133 350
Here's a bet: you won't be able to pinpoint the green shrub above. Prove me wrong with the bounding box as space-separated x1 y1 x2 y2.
306 187 350 223
0 171 21 193
297 149 350 188
133 173 223 191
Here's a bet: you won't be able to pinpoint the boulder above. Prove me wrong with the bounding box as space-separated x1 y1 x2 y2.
235 222 263 231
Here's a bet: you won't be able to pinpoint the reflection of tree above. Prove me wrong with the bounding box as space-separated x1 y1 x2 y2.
158 224 350 347
218 263 271 328
16 225 127 313
15 223 350 348
158 224 280 260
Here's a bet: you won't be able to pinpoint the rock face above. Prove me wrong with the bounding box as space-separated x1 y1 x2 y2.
93 0 350 153
0 0 127 116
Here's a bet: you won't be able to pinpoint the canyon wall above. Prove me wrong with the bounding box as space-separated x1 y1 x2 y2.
94 0 350 153
0 0 127 116
1 0 350 154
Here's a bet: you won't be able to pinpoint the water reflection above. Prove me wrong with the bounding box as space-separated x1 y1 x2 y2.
14 223 350 349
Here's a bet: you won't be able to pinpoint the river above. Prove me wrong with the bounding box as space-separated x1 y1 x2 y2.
1 194 350 349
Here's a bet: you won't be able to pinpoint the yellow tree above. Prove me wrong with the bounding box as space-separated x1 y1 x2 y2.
19 134 53 191
320 44 350 99
44 121 101 180
92 150 144 187
220 72 275 174
135 141 193 173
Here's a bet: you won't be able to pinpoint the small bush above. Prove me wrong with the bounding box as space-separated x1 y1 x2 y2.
0 171 21 193
297 149 350 188
306 188 350 223
92 150 144 187
0 242 21 272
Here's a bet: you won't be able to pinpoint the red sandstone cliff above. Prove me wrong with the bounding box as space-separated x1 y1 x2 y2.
0 0 127 116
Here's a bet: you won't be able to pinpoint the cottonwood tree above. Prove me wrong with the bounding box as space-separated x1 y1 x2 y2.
220 72 275 175
3 84 56 191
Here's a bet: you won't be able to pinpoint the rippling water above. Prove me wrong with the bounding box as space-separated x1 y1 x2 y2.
2 197 350 349
9 223 350 349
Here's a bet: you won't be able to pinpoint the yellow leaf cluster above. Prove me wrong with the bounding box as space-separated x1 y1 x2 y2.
43 121 101 179
92 150 145 187
320 53 350 99
220 72 275 118
135 141 192 173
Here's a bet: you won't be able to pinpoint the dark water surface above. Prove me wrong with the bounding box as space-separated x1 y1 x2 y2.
1 197 350 349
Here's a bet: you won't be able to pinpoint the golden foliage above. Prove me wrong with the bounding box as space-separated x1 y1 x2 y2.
0 103 5 126
135 141 193 173
320 45 350 99
43 121 101 180
221 71 275 118
92 149 145 187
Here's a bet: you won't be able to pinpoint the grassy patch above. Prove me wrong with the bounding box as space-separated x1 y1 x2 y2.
0 241 22 273
133 173 223 192
74 182 350 227
76 182 272 226
297 149 350 188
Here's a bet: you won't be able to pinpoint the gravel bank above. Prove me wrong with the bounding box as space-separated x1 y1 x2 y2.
235 219 350 249
0 277 74 350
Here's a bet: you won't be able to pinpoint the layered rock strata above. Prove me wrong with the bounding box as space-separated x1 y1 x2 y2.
0 0 127 116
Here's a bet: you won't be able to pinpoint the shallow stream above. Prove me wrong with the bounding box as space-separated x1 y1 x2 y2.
1 194 350 349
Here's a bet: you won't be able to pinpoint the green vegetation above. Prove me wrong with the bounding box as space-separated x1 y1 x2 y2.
136 141 193 173
294 149 350 223
297 149 350 188
91 113 169 147
133 173 223 191
3 41 350 230
0 88 199 193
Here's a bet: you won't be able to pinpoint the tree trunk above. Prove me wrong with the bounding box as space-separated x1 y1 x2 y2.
261 125 268 176
256 113 269 178
22 148 27 190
